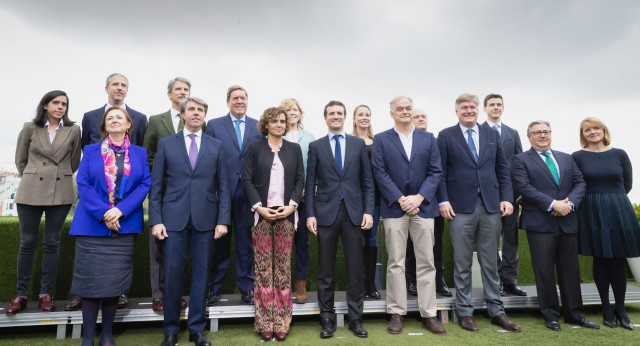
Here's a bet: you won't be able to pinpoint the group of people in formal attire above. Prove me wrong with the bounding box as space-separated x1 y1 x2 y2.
7 72 640 345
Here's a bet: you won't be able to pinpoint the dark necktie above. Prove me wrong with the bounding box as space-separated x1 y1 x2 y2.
333 134 343 175
188 134 198 169
541 151 559 185
234 119 243 149
466 129 478 163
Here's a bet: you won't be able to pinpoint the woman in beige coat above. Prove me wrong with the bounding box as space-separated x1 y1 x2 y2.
7 90 82 314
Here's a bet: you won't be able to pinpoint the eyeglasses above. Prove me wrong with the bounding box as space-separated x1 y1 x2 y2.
531 130 551 136
231 96 247 102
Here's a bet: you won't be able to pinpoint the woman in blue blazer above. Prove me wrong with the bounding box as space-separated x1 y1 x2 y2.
69 107 151 346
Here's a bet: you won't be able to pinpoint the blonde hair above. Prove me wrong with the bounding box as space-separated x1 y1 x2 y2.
579 117 611 148
279 98 305 129
351 105 374 140
455 93 479 108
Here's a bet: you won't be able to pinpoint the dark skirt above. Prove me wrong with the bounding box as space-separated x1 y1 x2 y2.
71 232 136 298
578 192 640 258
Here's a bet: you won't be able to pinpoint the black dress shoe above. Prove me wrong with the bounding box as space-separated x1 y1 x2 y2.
348 320 368 338
160 334 178 346
64 295 82 311
117 294 129 309
205 292 220 306
436 283 452 297
566 318 600 329
189 331 211 346
614 310 634 330
603 319 617 328
365 288 381 300
407 282 418 296
320 317 336 338
503 284 527 296
545 320 561 331
241 290 254 305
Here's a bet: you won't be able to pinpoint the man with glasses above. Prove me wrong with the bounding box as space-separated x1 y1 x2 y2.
511 121 598 331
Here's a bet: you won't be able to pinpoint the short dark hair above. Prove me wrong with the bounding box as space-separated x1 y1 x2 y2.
100 107 133 141
323 100 346 118
32 90 75 127
257 107 290 136
483 93 503 107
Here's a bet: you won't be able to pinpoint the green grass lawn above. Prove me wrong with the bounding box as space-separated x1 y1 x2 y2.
2 303 639 345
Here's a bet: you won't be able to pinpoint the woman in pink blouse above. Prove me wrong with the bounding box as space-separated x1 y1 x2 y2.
243 107 305 341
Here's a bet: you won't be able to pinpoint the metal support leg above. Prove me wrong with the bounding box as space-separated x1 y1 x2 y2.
210 318 219 332
439 310 450 323
72 324 82 339
336 313 345 327
56 325 66 339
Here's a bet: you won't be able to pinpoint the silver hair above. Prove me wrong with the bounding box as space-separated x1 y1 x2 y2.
526 120 551 135
389 96 414 111
105 73 128 87
180 96 208 114
167 77 191 93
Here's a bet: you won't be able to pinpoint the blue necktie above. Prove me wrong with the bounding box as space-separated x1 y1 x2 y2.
493 124 501 137
333 134 343 175
234 119 243 149
187 134 198 169
466 129 478 163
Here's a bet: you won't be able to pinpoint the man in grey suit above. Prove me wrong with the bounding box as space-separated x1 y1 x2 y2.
306 100 375 339
482 94 526 297
437 93 521 332
143 77 191 312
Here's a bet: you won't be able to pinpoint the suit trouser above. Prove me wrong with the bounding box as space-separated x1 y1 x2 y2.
293 201 310 280
406 216 445 285
449 197 504 317
526 229 585 322
498 207 520 285
209 186 254 293
163 221 212 335
384 215 437 317
317 203 364 322
16 204 71 297
149 231 165 299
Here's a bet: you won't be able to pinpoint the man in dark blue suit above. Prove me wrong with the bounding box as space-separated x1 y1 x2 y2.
482 93 526 297
80 73 148 148
306 100 374 339
150 97 231 346
511 120 598 331
204 85 263 305
372 96 445 335
437 93 520 332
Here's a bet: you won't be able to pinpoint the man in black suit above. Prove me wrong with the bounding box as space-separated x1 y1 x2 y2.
511 120 598 331
306 100 375 339
482 94 526 297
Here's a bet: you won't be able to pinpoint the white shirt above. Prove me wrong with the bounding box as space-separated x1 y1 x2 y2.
183 128 202 152
170 108 181 133
459 123 480 154
229 113 246 140
393 125 415 159
487 120 502 136
327 131 346 168
104 103 128 113
44 119 64 144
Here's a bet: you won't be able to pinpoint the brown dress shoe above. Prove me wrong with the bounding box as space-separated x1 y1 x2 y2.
39 295 55 312
295 280 307 303
64 295 82 311
491 313 522 332
7 297 27 315
152 298 164 312
387 314 404 334
422 317 446 335
459 315 479 332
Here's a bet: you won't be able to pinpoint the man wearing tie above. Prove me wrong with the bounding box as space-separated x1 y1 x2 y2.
306 101 375 339
143 77 192 312
482 94 526 297
437 93 520 332
150 97 231 346
511 121 598 331
372 97 445 335
204 85 263 305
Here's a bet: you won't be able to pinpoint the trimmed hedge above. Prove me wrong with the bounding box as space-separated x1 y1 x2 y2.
0 217 597 302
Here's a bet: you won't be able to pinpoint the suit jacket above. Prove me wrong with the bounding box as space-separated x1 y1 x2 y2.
148 132 231 232
511 148 586 233
81 105 148 148
305 134 375 227
483 122 523 166
371 128 442 218
69 143 151 236
436 123 513 214
143 110 183 171
205 114 264 197
14 122 82 205
243 138 305 224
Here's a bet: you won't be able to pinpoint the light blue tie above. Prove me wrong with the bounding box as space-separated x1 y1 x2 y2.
493 124 501 137
234 119 243 149
467 129 478 163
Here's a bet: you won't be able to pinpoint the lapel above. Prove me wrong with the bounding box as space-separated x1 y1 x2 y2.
343 135 356 174
193 135 210 172
454 125 478 164
174 132 193 172
34 126 53 157
389 130 410 162
527 148 558 187
223 114 241 152
50 125 72 158
241 117 257 156
477 125 491 162
160 111 176 135
409 130 421 162
551 149 566 186
123 146 136 193
320 136 341 176
95 144 110 194
500 124 511 146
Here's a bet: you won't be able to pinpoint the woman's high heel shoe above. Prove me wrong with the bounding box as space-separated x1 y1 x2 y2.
614 310 634 331
603 319 617 328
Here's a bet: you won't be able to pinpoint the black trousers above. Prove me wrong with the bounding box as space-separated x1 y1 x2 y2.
317 203 364 322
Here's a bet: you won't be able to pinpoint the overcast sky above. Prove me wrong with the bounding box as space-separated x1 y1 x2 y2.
1 0 639 200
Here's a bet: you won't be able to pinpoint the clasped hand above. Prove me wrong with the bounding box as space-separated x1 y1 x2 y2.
103 207 122 231
551 198 572 217
398 194 424 216
257 205 295 222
